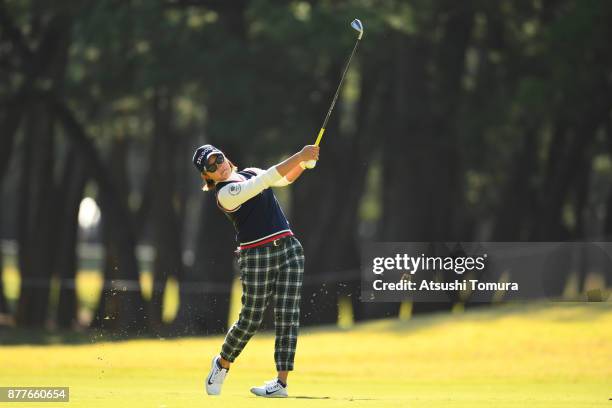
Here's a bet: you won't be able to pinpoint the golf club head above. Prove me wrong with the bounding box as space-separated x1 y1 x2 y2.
351 19 364 40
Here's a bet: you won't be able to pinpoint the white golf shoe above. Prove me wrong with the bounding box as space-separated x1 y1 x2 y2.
205 356 228 395
250 379 288 398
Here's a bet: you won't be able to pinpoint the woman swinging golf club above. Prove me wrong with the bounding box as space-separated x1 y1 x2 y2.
193 143 319 398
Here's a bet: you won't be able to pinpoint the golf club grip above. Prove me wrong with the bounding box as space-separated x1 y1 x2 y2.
314 128 325 146
304 128 325 169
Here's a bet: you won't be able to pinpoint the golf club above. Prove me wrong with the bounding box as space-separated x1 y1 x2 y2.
304 18 364 169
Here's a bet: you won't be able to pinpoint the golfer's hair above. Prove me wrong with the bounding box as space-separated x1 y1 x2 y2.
202 159 238 192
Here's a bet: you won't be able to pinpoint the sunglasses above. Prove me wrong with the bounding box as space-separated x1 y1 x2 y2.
204 154 225 173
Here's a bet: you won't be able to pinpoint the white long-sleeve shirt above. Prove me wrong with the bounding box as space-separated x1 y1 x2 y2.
216 167 292 211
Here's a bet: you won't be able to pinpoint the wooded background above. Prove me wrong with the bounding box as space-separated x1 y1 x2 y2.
1 0 611 337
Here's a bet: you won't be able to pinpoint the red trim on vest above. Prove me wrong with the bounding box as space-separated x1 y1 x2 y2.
238 231 293 250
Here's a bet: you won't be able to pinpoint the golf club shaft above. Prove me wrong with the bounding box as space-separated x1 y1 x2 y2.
314 37 361 146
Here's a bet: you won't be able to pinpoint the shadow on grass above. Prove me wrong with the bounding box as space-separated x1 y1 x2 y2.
0 326 182 345
2 302 609 345
364 301 612 334
0 327 92 345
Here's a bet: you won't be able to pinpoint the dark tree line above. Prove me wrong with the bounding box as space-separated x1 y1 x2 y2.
1 0 611 335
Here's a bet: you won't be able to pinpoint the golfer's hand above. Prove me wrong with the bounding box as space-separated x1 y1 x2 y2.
300 145 320 162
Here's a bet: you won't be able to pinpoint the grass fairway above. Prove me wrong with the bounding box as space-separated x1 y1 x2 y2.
1 302 611 407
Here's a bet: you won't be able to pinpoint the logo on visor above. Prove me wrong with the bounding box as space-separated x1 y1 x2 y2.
197 153 205 166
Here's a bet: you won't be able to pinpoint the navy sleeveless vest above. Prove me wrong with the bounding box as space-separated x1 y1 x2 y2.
215 170 292 246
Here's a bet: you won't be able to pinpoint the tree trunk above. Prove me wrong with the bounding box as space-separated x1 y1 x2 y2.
572 155 591 240
147 88 184 332
96 136 147 335
55 149 87 328
0 95 25 183
0 199 7 315
0 94 26 318
492 125 539 240
0 97 23 317
530 121 599 240
603 121 612 239
49 98 147 334
15 101 57 327
6 7 73 327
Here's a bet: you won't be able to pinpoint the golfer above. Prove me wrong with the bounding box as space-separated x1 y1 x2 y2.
193 143 319 398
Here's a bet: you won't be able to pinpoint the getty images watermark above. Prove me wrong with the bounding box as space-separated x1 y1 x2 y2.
361 242 612 302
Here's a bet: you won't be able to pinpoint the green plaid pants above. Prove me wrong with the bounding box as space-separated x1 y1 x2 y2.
220 236 305 371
